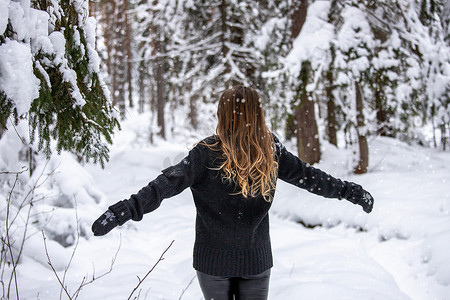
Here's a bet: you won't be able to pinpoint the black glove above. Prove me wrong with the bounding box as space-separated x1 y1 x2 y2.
92 209 119 236
92 201 132 236
344 183 374 213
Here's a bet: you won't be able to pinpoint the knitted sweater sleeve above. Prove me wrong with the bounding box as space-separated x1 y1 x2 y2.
274 135 350 200
119 144 206 221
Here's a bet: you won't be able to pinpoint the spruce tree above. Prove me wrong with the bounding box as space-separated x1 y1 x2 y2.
334 1 376 173
0 0 119 167
421 0 450 149
254 1 292 133
362 0 405 137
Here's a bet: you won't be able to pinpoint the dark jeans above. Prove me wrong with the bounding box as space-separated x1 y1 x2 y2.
197 269 271 300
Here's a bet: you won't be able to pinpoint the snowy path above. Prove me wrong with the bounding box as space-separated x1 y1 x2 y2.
19 137 450 300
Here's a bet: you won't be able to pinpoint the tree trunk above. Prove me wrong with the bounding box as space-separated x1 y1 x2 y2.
113 0 127 119
295 90 321 164
148 0 166 139
291 0 320 164
137 61 146 114
27 147 36 177
441 124 448 151
291 0 308 40
326 45 337 146
354 81 369 174
326 1 339 146
0 91 5 138
186 81 198 130
109 0 117 105
101 0 113 80
374 71 393 137
154 34 166 139
125 1 134 109
326 92 337 146
155 56 165 139
189 95 198 130
88 0 98 19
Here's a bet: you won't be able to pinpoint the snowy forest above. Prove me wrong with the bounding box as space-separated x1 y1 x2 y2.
1 0 450 299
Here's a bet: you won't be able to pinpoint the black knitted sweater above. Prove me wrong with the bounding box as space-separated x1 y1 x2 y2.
111 135 352 276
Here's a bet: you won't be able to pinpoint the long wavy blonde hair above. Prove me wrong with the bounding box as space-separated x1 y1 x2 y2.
207 85 278 202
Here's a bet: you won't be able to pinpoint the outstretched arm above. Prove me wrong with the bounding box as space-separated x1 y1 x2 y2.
92 144 207 236
274 136 373 213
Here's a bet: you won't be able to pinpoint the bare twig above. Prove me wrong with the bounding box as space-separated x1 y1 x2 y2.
0 237 6 296
1 160 55 300
42 231 73 300
8 118 27 146
10 160 51 231
143 288 151 299
127 240 175 300
58 195 81 300
135 289 142 300
5 171 21 299
7 196 33 299
71 235 122 299
0 168 28 298
0 167 28 175
42 206 122 300
178 275 196 300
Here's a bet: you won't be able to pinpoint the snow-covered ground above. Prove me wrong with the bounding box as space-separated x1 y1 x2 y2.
4 112 449 300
